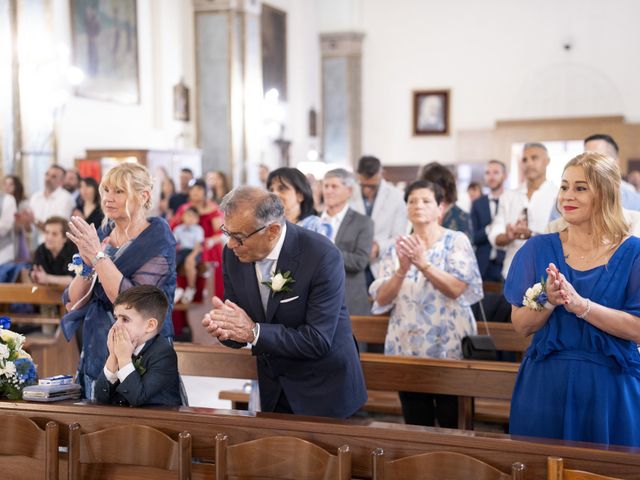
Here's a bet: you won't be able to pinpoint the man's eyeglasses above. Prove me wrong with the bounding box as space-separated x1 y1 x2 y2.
221 224 266 246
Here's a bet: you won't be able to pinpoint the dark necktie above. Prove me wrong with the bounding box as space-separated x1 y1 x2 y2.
490 198 499 219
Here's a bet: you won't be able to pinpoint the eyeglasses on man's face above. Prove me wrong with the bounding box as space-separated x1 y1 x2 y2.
221 224 266 246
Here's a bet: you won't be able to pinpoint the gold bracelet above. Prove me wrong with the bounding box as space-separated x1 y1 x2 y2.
394 270 406 278
576 299 591 319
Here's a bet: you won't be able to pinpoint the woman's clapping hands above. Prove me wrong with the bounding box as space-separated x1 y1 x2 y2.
66 216 109 266
396 235 430 271
546 263 586 314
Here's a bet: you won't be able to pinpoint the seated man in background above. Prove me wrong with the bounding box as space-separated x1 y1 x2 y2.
30 216 77 287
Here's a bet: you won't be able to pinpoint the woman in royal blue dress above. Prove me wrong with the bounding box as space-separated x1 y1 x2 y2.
505 152 640 447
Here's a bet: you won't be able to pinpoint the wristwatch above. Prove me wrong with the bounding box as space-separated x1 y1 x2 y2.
92 251 107 267
250 323 260 345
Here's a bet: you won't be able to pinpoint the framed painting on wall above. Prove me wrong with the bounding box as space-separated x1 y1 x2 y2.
70 0 140 104
413 90 450 135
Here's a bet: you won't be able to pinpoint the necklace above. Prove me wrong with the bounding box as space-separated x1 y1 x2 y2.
564 246 609 263
111 225 136 248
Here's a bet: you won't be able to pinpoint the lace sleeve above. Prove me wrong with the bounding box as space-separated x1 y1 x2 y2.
119 255 171 291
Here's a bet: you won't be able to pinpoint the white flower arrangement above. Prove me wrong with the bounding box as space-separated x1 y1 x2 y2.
262 271 295 294
0 317 37 400
522 278 548 312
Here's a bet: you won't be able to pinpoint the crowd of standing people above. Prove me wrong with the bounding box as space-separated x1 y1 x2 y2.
2 131 639 447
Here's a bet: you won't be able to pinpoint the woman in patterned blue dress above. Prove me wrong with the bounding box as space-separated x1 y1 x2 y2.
505 152 640 446
369 180 483 427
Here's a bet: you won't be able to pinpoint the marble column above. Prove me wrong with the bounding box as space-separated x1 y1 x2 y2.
193 0 263 186
320 32 364 168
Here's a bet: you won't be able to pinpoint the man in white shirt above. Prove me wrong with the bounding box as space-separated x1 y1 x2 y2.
350 156 408 283
28 165 75 244
489 143 557 280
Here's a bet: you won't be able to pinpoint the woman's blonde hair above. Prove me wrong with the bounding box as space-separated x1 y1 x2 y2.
99 162 153 234
562 152 628 248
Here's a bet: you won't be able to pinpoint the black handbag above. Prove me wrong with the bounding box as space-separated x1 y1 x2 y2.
461 301 498 361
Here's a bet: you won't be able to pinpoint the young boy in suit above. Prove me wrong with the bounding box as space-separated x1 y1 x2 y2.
95 285 182 407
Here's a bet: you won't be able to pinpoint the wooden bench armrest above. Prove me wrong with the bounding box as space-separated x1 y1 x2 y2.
8 316 60 326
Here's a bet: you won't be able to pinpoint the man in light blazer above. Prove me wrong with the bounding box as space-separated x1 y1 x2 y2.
321 169 374 316
202 187 367 418
350 156 407 283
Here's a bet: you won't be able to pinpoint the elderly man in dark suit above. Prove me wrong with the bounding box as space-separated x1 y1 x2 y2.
202 186 367 418
321 168 374 316
470 160 507 282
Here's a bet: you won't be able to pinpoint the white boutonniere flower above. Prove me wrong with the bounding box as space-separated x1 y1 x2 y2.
262 271 295 294
522 278 548 311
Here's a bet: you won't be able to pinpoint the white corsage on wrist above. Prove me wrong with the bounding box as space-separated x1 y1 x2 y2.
67 254 94 279
522 278 548 311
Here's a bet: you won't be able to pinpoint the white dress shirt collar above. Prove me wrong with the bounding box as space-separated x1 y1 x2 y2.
321 203 350 242
255 222 287 283
264 222 287 263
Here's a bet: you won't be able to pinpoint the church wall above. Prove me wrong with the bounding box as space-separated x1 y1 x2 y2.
350 0 640 166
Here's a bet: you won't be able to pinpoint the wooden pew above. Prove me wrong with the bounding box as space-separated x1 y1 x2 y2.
0 284 78 378
219 388 403 416
350 315 532 354
347 315 528 426
0 283 66 317
2 401 640 479
175 343 518 430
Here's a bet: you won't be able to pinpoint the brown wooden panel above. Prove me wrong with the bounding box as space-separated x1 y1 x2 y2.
351 315 531 353
477 323 532 353
3 401 640 479
174 344 518 400
359 353 517 400
0 284 65 306
175 343 257 379
351 315 389 344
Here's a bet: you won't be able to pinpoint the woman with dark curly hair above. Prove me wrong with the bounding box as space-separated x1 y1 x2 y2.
420 162 471 238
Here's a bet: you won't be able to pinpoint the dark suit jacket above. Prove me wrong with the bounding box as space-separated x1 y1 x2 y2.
222 222 367 418
334 209 374 315
95 334 182 407
470 195 505 281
